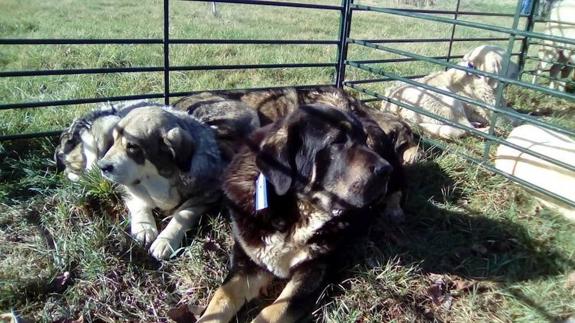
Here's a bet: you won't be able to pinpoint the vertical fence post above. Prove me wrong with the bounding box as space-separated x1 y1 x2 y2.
335 0 353 88
518 0 538 77
482 0 524 161
163 0 171 105
445 0 461 70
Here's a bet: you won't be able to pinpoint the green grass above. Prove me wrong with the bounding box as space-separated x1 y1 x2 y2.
1 0 575 321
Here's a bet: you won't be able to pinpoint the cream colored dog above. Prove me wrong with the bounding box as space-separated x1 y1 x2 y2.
97 105 224 259
462 45 519 89
382 64 495 139
495 124 575 221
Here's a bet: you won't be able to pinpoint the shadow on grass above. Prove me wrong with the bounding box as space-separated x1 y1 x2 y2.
385 160 571 281
0 137 60 203
325 160 574 321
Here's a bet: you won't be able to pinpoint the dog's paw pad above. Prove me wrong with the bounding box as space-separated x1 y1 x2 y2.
132 224 158 246
149 237 177 260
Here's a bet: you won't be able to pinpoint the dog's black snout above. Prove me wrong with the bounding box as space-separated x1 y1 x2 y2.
372 163 392 177
98 161 114 173
55 152 65 172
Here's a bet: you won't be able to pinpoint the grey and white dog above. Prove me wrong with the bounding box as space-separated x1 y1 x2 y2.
55 96 259 259
97 105 225 259
54 101 153 181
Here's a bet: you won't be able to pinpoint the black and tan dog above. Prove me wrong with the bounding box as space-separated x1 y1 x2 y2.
214 86 420 165
198 103 405 323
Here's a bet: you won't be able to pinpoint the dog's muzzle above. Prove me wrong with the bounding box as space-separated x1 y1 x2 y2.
54 152 66 172
97 161 115 174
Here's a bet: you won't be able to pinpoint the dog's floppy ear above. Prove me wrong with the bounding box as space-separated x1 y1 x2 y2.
163 127 195 172
256 125 294 196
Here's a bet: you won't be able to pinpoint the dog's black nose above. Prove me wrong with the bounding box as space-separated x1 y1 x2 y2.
372 163 392 177
55 152 65 172
98 162 114 173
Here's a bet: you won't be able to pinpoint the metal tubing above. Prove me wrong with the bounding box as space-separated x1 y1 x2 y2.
335 0 353 88
0 63 335 78
0 93 165 111
170 62 336 71
0 38 338 45
182 0 343 11
345 61 575 138
361 36 516 44
445 0 461 67
483 0 523 161
349 39 575 101
163 0 170 105
346 82 575 173
517 0 537 74
525 55 575 69
352 4 575 46
422 137 575 208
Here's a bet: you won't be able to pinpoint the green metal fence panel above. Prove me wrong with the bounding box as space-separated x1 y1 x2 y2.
0 0 573 208
342 0 575 208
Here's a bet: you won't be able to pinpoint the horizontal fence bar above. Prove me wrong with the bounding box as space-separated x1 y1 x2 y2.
0 38 164 45
0 130 62 141
529 41 575 51
524 70 575 86
0 62 335 78
345 75 425 84
170 62 336 71
360 37 517 44
0 38 339 46
350 39 575 101
169 83 336 98
0 67 162 78
351 4 575 47
422 137 575 208
0 84 335 112
347 61 575 138
525 55 575 69
353 6 527 17
169 39 340 45
0 93 165 111
346 82 575 174
182 0 342 10
534 19 575 27
350 53 519 65
526 57 575 69
350 55 461 64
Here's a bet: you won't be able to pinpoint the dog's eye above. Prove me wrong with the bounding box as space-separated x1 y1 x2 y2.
126 142 141 153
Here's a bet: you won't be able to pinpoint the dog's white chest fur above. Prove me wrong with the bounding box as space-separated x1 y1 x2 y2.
234 204 332 278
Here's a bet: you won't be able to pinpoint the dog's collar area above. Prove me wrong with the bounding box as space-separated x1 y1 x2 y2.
255 173 269 211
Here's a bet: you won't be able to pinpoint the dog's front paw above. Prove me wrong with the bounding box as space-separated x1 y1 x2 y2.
131 222 158 247
149 236 178 260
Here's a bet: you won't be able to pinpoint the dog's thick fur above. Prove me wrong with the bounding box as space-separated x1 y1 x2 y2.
55 101 156 181
56 95 259 181
173 92 260 162
198 104 405 323
219 86 420 164
462 45 519 89
382 65 496 139
97 105 226 259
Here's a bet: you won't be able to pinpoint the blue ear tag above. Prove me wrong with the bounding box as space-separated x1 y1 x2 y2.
255 173 269 211
466 62 475 76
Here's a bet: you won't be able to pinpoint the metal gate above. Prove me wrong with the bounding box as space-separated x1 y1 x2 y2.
1 0 574 208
